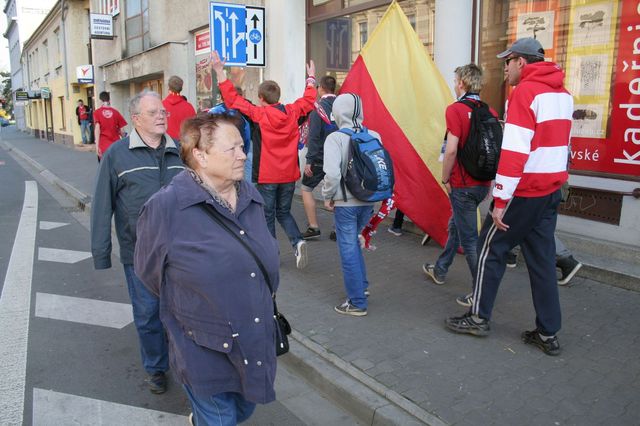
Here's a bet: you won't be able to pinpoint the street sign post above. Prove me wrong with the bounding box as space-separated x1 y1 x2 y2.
209 2 266 67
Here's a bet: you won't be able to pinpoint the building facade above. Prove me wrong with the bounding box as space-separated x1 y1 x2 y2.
3 0 56 130
12 0 640 249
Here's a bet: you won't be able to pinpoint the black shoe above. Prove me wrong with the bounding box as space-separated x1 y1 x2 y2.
506 251 518 268
148 372 167 394
302 227 321 240
557 255 582 286
329 231 337 241
445 312 490 336
522 329 561 356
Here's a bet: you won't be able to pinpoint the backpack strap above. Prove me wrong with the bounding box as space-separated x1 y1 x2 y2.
337 128 356 202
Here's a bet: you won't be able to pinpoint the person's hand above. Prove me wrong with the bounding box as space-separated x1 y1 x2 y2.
211 50 225 73
304 164 313 177
444 182 452 194
491 206 509 231
306 59 316 78
324 199 334 211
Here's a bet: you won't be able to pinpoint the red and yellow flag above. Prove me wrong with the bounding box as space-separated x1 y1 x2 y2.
340 1 453 246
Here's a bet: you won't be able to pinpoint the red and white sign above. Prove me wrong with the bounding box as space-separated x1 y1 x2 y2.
76 65 94 84
195 29 210 56
570 0 640 178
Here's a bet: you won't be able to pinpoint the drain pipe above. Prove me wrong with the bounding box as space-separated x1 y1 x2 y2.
60 0 70 100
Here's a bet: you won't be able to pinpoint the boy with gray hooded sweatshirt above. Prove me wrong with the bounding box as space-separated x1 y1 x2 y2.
322 93 379 316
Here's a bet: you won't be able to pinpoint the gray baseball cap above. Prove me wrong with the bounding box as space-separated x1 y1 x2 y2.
497 38 545 59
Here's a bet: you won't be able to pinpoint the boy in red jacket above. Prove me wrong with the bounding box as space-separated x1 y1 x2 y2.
211 51 317 269
162 75 196 141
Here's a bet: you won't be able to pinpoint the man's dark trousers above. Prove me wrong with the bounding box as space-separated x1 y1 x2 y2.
471 190 562 335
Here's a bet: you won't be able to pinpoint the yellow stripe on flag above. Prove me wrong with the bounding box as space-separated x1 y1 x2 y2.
360 2 453 181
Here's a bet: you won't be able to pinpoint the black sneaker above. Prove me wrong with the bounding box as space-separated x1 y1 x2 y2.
329 231 337 241
506 251 518 268
334 300 367 316
456 293 473 307
302 227 321 240
148 372 167 394
557 255 582 286
522 329 561 356
422 263 445 285
445 312 490 336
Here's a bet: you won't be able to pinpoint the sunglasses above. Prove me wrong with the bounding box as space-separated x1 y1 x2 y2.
504 56 520 66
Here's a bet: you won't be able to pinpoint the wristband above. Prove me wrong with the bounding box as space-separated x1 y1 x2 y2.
306 76 317 86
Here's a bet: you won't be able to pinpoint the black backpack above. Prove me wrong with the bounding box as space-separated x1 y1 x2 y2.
457 100 503 181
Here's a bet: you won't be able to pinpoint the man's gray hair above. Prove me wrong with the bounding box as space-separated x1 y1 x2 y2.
129 90 162 116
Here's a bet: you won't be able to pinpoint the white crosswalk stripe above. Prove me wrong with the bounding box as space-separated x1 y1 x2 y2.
35 292 134 329
39 221 69 230
38 247 92 264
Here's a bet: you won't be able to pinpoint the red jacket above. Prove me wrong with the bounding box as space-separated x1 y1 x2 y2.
494 62 573 208
163 93 196 141
219 79 317 184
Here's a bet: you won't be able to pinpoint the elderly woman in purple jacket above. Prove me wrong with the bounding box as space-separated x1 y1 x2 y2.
134 113 280 425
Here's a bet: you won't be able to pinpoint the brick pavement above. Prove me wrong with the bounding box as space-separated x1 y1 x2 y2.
3 126 639 425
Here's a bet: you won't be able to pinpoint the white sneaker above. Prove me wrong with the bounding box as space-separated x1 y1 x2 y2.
295 240 308 269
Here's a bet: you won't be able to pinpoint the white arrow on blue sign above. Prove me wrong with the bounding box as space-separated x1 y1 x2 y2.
210 2 265 67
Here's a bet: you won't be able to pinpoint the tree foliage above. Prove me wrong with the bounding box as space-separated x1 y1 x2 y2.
1 71 12 117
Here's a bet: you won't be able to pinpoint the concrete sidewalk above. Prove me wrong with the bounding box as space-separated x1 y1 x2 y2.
3 126 639 426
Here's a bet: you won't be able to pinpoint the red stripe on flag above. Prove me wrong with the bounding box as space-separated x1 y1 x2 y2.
340 57 451 246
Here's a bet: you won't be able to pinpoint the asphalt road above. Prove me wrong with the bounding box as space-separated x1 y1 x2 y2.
0 143 358 426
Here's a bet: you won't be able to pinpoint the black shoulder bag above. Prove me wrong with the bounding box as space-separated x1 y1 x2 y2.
200 204 291 356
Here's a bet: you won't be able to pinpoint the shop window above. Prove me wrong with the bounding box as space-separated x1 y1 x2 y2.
308 0 435 86
479 0 635 180
126 0 149 55
359 22 368 48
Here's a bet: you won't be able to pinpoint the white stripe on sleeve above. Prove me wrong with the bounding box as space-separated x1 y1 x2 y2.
502 123 534 155
493 174 520 200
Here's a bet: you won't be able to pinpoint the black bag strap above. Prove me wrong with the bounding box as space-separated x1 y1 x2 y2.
199 203 275 297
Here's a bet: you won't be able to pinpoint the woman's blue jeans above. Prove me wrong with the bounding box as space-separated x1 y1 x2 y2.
184 385 256 426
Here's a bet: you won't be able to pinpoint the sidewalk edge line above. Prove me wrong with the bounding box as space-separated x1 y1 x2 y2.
289 329 448 426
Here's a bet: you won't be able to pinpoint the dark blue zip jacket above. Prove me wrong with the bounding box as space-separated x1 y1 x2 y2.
91 130 184 268
134 170 280 403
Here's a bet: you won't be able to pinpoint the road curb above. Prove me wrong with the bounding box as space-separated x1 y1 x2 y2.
284 330 447 426
1 141 92 213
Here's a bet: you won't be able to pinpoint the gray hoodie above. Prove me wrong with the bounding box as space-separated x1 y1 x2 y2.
322 93 379 207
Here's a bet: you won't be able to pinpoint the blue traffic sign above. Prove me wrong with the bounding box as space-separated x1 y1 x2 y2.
210 2 247 66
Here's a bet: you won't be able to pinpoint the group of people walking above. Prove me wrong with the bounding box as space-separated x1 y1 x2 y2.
89 37 581 425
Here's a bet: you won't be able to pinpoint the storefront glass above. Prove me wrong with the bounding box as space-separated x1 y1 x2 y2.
480 0 638 180
308 0 435 86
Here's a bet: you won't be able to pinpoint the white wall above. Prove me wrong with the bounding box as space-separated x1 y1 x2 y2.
434 0 473 97
264 0 306 104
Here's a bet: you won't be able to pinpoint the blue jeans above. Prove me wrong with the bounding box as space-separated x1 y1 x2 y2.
334 205 373 309
123 265 168 374
435 186 489 284
184 385 256 426
80 119 91 144
256 183 302 247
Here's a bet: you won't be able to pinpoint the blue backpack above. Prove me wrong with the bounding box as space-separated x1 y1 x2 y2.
339 127 395 202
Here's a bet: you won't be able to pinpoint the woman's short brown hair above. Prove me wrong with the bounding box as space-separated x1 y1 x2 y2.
180 112 242 169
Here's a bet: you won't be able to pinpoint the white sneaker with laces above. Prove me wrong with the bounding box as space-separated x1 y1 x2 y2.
295 240 308 269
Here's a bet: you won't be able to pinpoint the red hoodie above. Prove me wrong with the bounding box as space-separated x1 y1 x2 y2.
219 79 316 184
163 93 196 141
493 62 573 209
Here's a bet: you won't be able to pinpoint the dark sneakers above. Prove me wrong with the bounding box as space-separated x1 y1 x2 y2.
302 226 321 240
148 372 167 394
445 312 490 336
422 263 445 285
506 251 518 268
522 329 561 356
557 255 582 286
334 300 367 316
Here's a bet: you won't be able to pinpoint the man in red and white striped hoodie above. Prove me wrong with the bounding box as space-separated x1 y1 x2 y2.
445 38 573 356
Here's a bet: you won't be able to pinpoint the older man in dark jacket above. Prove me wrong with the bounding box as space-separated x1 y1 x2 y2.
91 90 184 394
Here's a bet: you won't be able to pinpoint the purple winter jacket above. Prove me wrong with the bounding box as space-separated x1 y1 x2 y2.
134 170 280 403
